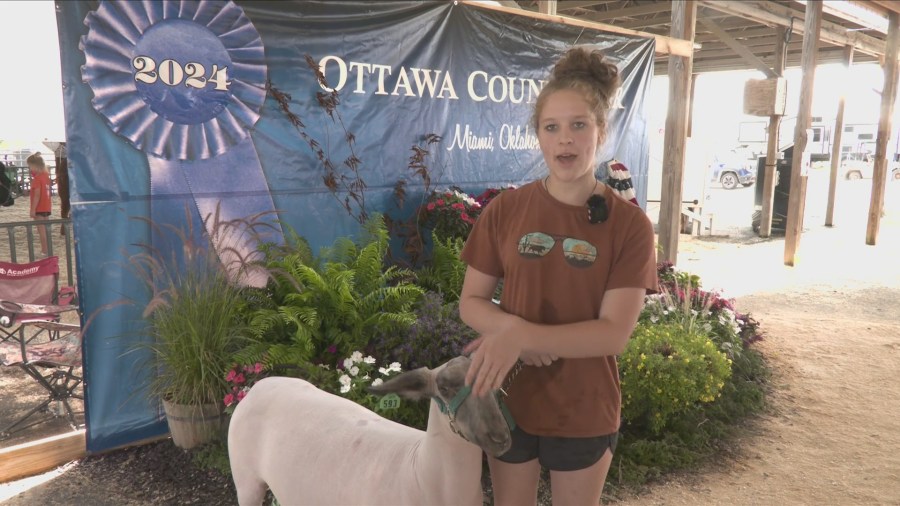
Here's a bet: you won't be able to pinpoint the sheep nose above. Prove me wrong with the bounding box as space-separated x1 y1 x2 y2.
489 431 509 445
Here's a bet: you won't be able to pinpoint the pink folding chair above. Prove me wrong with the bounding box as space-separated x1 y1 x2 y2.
0 256 78 344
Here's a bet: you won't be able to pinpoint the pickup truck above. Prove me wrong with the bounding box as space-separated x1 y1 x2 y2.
841 153 900 181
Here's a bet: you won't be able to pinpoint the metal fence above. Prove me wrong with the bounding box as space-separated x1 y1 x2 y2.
0 218 76 287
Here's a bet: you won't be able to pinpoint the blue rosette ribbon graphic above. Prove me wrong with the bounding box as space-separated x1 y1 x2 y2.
80 0 280 285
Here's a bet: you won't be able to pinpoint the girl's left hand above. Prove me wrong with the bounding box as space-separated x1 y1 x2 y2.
464 333 522 397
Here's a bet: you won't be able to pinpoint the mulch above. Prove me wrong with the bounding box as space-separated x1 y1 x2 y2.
4 439 240 506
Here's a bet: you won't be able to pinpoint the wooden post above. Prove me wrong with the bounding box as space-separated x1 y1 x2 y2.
866 11 900 245
539 1 558 16
759 27 788 238
659 0 696 264
784 0 823 266
825 45 854 227
688 73 698 137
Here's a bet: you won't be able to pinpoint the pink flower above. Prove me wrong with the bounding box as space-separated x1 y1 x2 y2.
237 390 247 401
426 202 435 211
451 202 464 210
243 365 254 373
224 393 235 406
461 213 473 224
226 369 237 382
436 199 444 206
253 363 263 374
234 373 246 385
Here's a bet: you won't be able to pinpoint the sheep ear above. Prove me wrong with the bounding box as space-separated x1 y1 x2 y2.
367 367 435 400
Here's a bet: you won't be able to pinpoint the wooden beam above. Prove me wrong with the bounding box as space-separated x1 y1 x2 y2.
695 26 779 43
825 45 854 227
784 0 823 266
558 0 616 10
579 3 672 22
759 27 788 238
869 1 900 16
866 11 900 245
698 0 885 57
0 430 86 483
460 0 695 56
794 0 888 35
698 14 778 77
656 49 878 74
539 0 558 16
659 0 697 265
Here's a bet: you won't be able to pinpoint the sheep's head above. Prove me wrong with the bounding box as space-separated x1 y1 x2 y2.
368 356 512 456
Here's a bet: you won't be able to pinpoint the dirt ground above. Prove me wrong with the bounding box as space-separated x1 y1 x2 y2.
3 178 900 505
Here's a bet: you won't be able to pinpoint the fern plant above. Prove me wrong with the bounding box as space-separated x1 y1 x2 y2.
236 215 424 370
414 232 467 304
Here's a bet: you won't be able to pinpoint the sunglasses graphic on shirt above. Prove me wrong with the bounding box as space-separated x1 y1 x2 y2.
517 232 597 268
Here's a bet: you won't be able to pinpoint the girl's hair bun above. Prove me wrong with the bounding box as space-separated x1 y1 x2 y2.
550 47 620 107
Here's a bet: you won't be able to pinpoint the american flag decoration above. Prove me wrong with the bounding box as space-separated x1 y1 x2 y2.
605 159 639 206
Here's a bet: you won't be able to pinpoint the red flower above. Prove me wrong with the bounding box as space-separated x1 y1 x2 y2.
226 369 237 382
461 212 473 224
426 202 435 211
224 393 235 407
234 373 246 385
237 390 247 401
436 199 445 206
451 202 464 210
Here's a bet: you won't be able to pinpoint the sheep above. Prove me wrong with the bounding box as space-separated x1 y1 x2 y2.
228 355 513 506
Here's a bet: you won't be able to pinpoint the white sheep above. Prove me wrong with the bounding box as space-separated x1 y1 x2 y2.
228 356 513 506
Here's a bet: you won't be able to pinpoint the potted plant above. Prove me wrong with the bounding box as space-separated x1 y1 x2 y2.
130 216 256 449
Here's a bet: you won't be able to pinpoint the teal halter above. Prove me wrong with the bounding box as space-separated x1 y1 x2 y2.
433 384 516 440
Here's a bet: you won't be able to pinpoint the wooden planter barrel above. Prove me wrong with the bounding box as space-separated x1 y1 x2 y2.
162 399 227 449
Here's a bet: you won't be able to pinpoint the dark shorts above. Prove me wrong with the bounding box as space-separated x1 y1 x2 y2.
496 425 618 472
36 212 51 217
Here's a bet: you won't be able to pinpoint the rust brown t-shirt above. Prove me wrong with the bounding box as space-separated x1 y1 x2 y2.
461 180 658 437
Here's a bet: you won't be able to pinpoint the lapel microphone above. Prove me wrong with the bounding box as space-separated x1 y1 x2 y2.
587 194 608 224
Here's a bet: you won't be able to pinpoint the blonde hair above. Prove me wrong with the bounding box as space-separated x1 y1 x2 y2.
27 152 47 172
532 47 621 141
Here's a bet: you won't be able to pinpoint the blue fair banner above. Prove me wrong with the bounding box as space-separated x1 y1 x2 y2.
56 0 654 451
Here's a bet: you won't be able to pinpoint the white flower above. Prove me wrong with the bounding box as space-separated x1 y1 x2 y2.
378 367 390 376
691 309 698 316
389 362 402 373
650 315 659 323
349 366 360 377
371 378 384 387
318 364 331 370
362 374 370 381
339 374 352 386
667 306 675 312
703 323 713 332
350 351 364 363
363 355 376 364
340 384 351 394
343 358 354 369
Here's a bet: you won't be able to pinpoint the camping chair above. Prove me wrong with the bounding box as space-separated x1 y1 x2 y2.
0 256 78 344
0 316 83 438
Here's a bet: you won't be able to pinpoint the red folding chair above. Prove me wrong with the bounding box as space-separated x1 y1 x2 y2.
0 256 78 344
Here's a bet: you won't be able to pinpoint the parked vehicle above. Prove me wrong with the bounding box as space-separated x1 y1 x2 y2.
841 152 900 181
710 151 756 190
